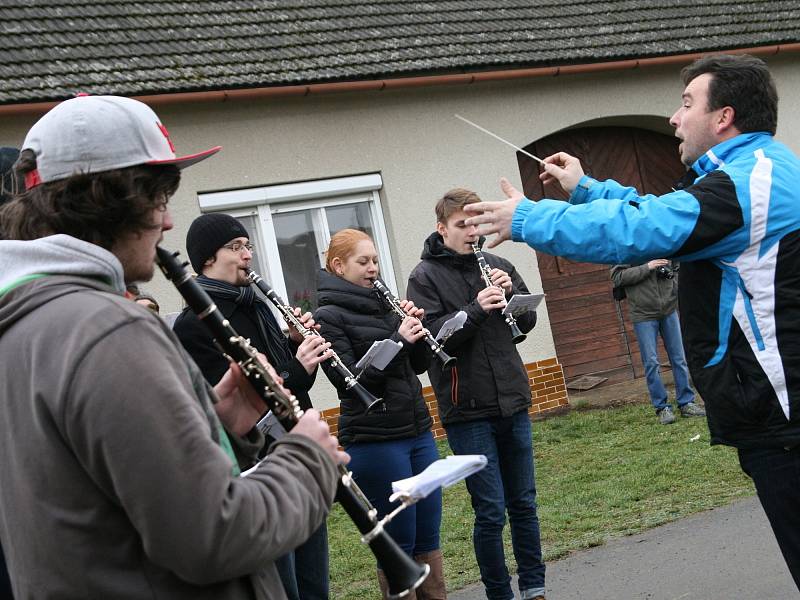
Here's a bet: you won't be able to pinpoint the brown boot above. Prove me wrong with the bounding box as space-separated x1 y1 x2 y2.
413 549 446 600
377 568 417 600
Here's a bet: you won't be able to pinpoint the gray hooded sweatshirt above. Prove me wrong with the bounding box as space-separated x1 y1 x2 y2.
0 235 337 599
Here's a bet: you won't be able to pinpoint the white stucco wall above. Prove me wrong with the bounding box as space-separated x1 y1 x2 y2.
2 53 797 409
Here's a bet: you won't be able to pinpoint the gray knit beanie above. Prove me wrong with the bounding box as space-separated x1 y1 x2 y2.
186 213 250 273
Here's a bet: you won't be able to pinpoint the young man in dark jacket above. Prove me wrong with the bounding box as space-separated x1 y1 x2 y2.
0 95 346 600
173 213 333 600
464 54 800 590
407 188 546 600
610 260 705 424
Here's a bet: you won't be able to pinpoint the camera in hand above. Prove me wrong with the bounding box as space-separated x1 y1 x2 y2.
656 265 674 280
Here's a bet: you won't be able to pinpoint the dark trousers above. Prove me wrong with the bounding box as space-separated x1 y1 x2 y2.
275 522 329 600
0 543 12 599
445 411 545 600
738 446 800 591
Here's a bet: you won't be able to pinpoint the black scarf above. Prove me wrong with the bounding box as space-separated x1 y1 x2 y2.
196 275 293 366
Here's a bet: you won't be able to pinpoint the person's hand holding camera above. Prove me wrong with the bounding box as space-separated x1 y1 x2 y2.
647 259 673 279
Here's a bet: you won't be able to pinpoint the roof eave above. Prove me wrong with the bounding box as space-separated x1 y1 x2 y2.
2 43 799 117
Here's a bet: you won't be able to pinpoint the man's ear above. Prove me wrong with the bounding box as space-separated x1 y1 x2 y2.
716 106 737 134
436 220 447 237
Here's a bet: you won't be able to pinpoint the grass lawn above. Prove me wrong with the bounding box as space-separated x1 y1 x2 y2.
327 403 755 598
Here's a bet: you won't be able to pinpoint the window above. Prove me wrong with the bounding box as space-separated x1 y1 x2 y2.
197 173 397 313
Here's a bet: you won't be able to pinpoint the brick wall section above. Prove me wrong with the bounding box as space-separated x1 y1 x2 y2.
319 358 568 440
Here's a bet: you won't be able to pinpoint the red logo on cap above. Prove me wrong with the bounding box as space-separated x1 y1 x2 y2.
24 169 42 190
157 122 176 153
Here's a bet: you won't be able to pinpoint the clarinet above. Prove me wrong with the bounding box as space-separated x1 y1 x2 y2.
156 248 428 598
470 243 527 343
246 269 383 413
372 279 456 369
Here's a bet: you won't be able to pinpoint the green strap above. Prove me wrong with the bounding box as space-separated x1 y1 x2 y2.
0 273 49 297
217 425 241 477
0 273 114 297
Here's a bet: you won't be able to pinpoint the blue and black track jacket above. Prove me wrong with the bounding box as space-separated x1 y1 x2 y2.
511 132 800 449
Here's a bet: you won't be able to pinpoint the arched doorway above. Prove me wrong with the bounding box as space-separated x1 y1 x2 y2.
518 126 686 388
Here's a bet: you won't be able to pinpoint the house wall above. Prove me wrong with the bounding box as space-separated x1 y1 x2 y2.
2 54 797 411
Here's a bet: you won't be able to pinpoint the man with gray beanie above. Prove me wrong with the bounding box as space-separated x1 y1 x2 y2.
0 94 347 599
174 212 334 600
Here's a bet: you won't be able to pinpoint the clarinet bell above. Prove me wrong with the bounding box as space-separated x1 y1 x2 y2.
509 321 527 344
377 540 429 599
437 348 456 369
350 381 385 413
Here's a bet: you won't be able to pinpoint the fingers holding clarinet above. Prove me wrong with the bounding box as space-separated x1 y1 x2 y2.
398 316 427 343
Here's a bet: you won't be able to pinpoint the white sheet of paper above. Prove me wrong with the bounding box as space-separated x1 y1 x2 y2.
355 339 403 371
390 455 488 501
503 293 544 317
435 310 467 342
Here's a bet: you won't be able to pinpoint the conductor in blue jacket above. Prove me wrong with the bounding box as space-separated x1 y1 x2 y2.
463 54 800 590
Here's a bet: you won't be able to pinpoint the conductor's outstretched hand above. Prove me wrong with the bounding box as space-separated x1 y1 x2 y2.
463 151 586 249
463 178 524 249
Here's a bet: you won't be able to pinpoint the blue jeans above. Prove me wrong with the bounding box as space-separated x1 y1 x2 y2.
738 446 800 591
633 311 695 412
445 411 545 600
275 523 329 600
346 431 442 561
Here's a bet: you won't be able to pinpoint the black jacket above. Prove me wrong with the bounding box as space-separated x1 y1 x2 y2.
173 289 316 411
406 233 537 425
314 269 432 446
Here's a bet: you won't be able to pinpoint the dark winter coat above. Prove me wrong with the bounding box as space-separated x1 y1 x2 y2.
406 233 537 426
173 288 316 411
314 269 432 446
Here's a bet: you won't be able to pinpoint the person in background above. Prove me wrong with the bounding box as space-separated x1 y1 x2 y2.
314 228 446 599
0 94 345 599
610 260 705 424
0 146 21 242
406 189 545 600
0 145 17 598
125 282 161 314
173 213 333 600
134 290 160 314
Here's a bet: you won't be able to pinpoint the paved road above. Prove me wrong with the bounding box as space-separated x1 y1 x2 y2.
450 497 797 599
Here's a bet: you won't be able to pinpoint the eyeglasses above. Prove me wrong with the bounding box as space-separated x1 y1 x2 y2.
222 241 255 253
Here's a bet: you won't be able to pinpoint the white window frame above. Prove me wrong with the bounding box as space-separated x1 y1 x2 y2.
197 173 398 304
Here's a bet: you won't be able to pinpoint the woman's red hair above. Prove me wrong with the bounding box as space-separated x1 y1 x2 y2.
325 228 373 272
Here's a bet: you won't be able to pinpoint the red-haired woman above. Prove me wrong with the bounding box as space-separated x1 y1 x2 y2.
315 228 445 599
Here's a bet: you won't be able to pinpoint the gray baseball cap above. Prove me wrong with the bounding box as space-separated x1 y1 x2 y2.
22 95 221 186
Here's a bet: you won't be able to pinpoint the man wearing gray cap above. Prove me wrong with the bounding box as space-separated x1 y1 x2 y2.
0 95 347 599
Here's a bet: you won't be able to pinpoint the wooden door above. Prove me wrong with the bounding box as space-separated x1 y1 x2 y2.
518 127 685 387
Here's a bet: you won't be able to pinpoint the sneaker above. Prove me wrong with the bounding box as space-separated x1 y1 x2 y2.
680 402 706 418
658 406 676 425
